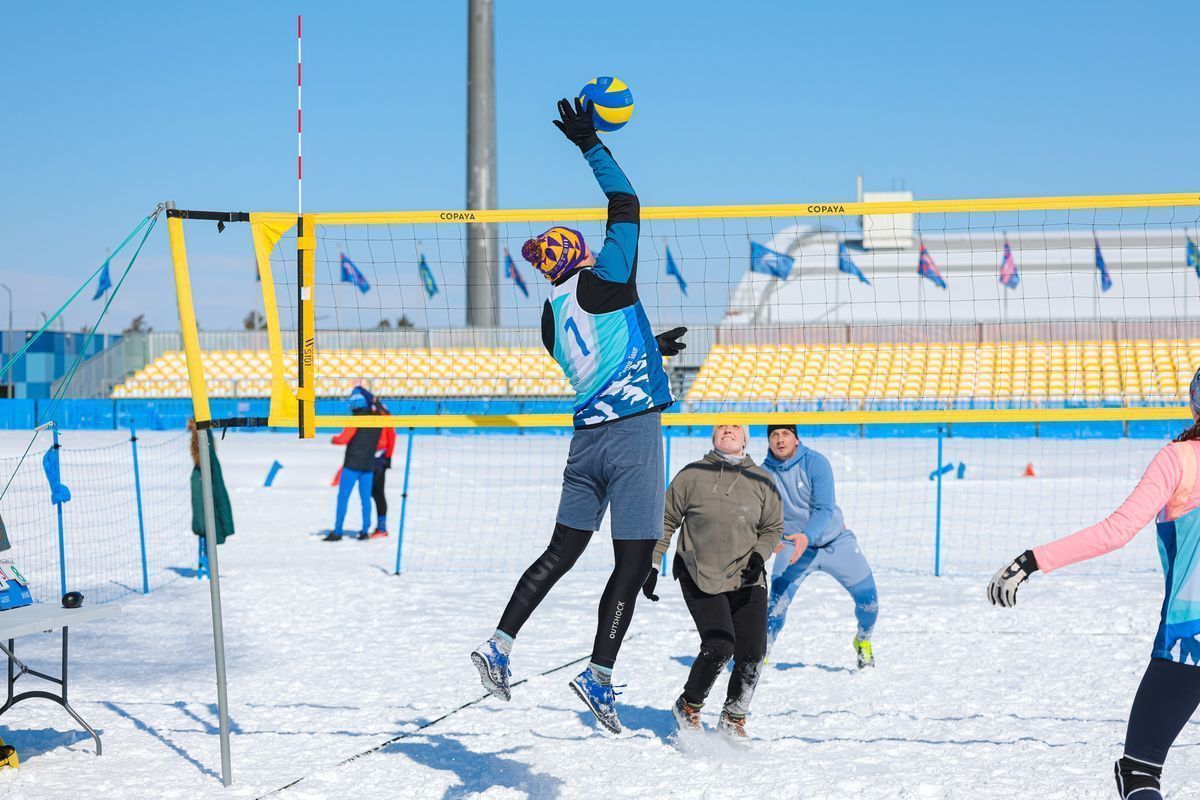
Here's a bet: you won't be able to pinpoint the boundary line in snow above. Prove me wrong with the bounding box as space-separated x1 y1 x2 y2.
255 641 629 798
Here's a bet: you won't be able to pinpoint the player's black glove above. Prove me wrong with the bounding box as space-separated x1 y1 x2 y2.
655 327 688 357
641 567 660 602
740 552 765 588
987 550 1039 607
379 456 391 469
553 97 601 152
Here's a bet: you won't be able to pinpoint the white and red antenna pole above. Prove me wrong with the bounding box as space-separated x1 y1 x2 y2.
297 14 303 216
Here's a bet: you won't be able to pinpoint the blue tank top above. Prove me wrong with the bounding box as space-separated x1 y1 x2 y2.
1154 442 1200 664
548 271 674 428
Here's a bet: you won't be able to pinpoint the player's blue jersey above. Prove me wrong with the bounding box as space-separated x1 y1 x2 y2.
548 272 673 427
541 143 674 428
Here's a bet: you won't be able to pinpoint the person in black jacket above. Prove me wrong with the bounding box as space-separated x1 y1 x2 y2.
325 387 382 541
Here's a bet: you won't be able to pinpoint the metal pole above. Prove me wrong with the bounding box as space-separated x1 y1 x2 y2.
129 428 149 594
466 0 498 326
393 428 415 575
0 283 11 399
197 429 232 785
661 427 671 576
934 425 944 577
53 426 67 597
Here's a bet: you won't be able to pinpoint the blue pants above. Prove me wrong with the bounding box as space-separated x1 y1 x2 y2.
767 531 878 646
335 468 374 534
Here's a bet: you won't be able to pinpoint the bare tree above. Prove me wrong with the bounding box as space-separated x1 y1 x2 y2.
123 315 151 334
243 310 265 330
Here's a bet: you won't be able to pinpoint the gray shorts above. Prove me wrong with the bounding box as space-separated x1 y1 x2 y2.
556 411 664 540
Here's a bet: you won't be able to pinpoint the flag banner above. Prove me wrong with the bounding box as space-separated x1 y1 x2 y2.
504 248 529 298
665 244 687 294
837 242 870 285
918 244 947 289
749 241 794 279
339 254 370 294
418 254 439 298
92 261 112 301
999 240 1020 289
1094 238 1112 292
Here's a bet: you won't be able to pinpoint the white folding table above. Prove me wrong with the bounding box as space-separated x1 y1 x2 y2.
0 603 121 755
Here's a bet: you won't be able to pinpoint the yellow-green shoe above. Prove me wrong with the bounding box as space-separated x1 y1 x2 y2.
853 637 874 669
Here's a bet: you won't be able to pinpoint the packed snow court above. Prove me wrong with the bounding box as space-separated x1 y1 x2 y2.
0 429 1193 799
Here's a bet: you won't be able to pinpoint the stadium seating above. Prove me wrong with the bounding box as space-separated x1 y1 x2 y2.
686 339 1200 405
111 348 572 399
110 339 1200 405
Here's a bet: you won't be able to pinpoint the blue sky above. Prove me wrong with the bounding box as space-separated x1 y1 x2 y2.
1 1 1196 331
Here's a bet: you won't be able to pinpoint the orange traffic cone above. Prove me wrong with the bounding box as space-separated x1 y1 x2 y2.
1023 462 1037 477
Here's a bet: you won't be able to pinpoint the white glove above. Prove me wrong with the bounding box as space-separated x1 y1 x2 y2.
987 550 1039 608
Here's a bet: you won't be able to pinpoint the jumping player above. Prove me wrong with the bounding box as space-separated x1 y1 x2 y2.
763 424 879 668
988 368 1200 800
651 424 782 741
471 97 686 734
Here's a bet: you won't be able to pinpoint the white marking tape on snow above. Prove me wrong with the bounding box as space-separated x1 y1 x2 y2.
255 639 638 799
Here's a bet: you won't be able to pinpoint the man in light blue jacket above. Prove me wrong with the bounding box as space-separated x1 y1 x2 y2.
762 424 878 668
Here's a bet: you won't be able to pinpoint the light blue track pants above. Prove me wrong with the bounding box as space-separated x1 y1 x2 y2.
767 531 878 646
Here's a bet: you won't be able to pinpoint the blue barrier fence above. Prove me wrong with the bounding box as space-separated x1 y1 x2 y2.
0 398 1186 440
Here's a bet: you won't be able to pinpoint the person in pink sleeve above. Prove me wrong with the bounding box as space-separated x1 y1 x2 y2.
988 367 1200 800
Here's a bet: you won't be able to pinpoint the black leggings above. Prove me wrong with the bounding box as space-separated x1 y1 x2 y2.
678 561 767 716
1124 658 1200 765
372 464 388 520
497 523 655 669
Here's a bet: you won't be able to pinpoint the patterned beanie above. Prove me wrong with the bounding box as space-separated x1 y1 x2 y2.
521 226 591 281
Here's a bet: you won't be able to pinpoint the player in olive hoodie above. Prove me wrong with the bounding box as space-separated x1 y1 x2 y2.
647 424 783 741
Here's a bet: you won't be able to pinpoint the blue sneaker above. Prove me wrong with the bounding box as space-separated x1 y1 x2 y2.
569 668 622 734
471 639 511 701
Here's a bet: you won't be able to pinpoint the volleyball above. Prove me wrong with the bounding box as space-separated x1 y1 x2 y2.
578 77 634 132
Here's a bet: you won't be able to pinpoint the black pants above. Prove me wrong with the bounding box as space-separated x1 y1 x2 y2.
372 464 388 522
497 523 655 669
1124 658 1200 766
678 560 767 716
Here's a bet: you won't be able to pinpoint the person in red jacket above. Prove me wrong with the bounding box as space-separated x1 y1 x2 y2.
371 401 396 538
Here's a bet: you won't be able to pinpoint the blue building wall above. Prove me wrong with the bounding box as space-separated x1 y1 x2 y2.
0 331 120 399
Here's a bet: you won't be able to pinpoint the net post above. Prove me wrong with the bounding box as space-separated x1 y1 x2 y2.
296 214 316 439
165 206 212 423
934 425 944 577
661 427 671 576
129 427 149 595
393 428 415 575
197 429 233 786
52 425 67 597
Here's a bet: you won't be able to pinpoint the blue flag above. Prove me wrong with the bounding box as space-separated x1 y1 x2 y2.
418 254 439 298
339 253 370 294
1094 238 1112 292
837 242 870 285
999 240 1020 289
92 261 112 301
504 248 529 298
749 242 793 279
1188 236 1200 278
664 244 687 295
42 447 71 505
917 244 947 289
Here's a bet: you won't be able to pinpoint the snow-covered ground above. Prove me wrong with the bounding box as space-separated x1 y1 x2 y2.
0 430 1193 800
